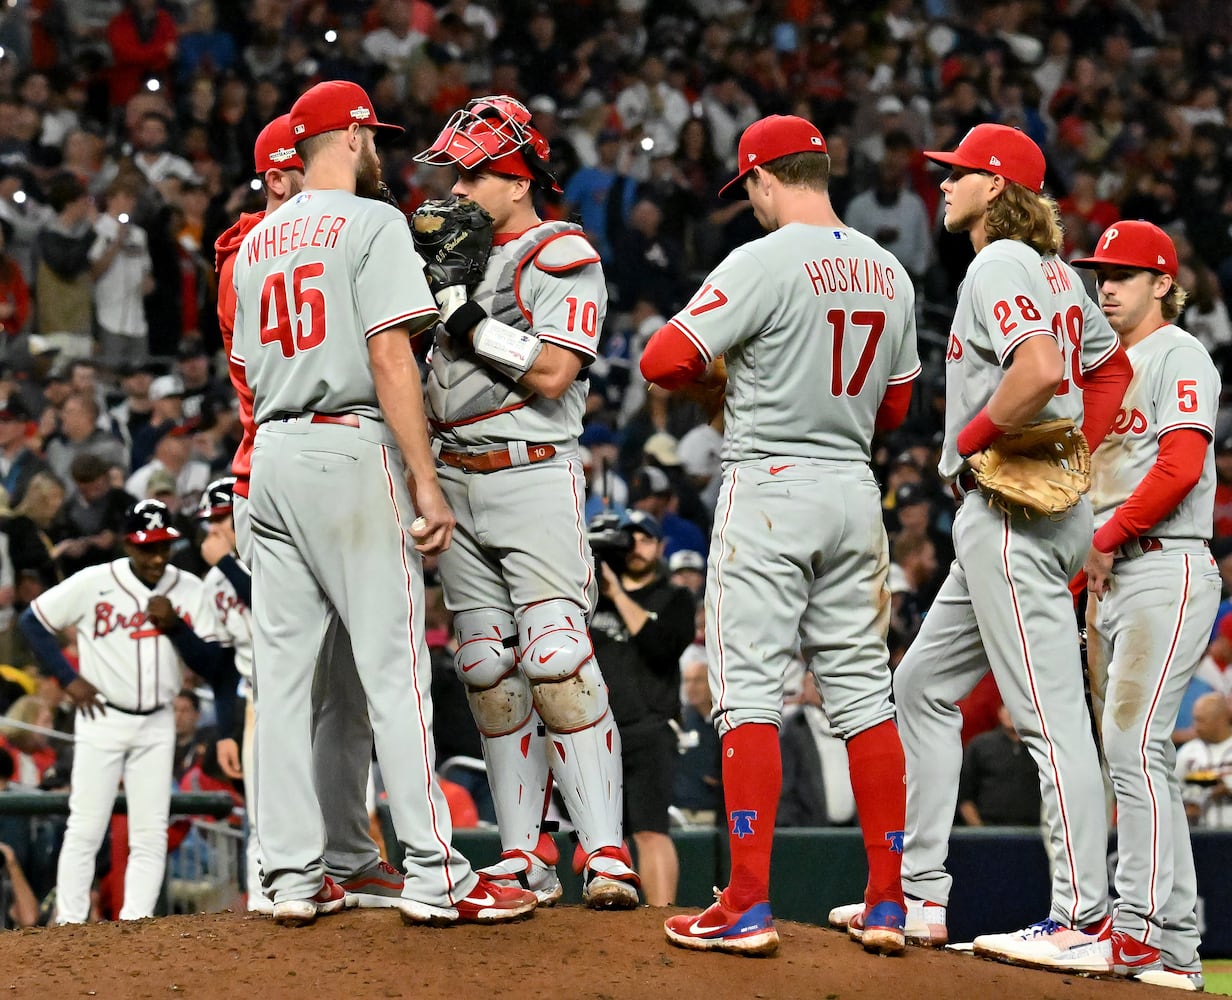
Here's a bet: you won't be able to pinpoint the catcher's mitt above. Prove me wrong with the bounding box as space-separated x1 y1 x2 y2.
410 197 494 293
970 417 1090 518
677 356 727 423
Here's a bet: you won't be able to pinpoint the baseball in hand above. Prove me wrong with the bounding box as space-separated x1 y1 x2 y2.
411 516 428 532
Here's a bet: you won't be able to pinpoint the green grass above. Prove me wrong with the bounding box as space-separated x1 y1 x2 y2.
1206 960 1232 996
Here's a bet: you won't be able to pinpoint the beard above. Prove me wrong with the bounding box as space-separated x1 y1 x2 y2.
355 143 383 199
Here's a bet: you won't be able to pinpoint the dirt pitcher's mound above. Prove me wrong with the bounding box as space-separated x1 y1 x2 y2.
0 907 1189 999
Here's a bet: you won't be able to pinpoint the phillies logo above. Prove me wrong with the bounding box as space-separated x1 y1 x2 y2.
945 333 963 362
214 589 244 625
885 830 905 854
1102 226 1119 250
93 602 191 640
730 810 758 838
1110 407 1148 436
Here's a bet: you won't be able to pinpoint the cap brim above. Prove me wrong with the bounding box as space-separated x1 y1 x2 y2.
922 150 971 171
127 527 182 544
1070 254 1166 273
718 167 753 200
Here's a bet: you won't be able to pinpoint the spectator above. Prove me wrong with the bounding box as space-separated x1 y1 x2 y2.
563 129 636 260
176 0 237 84
5 471 66 593
844 131 932 282
615 52 690 159
1176 693 1232 829
700 71 759 172
957 704 1043 826
126 422 209 508
0 693 56 787
673 646 722 826
171 688 211 782
610 198 685 313
1214 436 1232 539
1178 260 1232 366
174 338 215 421
89 177 153 367
627 464 707 558
889 532 938 651
43 392 128 492
106 0 178 107
778 672 856 827
362 0 428 98
35 171 96 360
0 837 40 929
0 220 29 343
108 360 158 457
129 374 183 472
667 549 705 599
589 509 695 905
52 453 134 577
0 396 48 507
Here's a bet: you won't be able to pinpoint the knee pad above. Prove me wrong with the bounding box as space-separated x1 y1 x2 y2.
518 599 608 732
455 609 532 737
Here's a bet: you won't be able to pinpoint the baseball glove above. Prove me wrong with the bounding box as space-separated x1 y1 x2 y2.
970 418 1091 518
411 197 495 294
678 356 727 424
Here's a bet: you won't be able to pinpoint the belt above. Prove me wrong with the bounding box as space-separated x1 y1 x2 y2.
310 413 359 428
106 702 169 717
1116 536 1208 561
949 470 978 501
438 443 557 474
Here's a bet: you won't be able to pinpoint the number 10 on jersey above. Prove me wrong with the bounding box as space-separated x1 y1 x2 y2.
260 263 326 358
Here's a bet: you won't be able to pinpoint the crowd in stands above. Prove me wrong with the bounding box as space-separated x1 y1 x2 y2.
0 0 1229 924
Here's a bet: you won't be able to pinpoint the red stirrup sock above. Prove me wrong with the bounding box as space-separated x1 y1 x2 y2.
847 719 906 907
721 723 781 910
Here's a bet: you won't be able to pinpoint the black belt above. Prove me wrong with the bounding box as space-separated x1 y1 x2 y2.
106 702 169 716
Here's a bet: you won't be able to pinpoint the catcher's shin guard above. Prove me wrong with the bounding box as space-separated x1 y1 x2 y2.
518 600 624 854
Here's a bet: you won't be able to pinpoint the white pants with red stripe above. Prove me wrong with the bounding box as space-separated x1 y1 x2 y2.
1088 542 1219 971
895 495 1110 928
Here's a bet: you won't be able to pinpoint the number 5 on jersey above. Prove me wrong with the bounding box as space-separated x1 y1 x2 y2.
261 263 326 358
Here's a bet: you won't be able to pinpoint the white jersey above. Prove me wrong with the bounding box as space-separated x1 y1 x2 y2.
941 241 1119 479
1090 325 1219 539
666 223 919 464
194 565 253 680
30 559 213 713
233 188 438 424
1175 734 1232 829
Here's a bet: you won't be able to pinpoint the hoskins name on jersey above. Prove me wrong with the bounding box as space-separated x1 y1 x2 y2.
804 256 897 299
245 213 349 264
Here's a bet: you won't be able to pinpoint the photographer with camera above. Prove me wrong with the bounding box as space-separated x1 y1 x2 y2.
0 752 39 928
588 510 696 906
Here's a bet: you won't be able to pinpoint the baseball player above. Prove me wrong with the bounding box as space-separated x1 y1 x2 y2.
1071 221 1220 992
410 95 640 908
16 499 233 923
831 124 1133 973
231 80 535 927
640 114 921 957
215 115 408 914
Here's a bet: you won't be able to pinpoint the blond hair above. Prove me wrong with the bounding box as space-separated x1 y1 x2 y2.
984 184 1064 256
1 694 47 743
1162 278 1188 322
14 472 66 528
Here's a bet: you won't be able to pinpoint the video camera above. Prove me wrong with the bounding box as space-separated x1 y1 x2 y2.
587 512 633 575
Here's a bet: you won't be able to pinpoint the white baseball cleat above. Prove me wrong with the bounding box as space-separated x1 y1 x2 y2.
272 876 347 927
834 897 948 946
479 848 563 906
398 874 538 926
973 916 1112 974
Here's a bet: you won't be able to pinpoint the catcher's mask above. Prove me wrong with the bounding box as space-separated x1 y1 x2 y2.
414 95 562 193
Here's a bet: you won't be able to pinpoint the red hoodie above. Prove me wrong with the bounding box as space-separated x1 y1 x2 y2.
215 212 263 497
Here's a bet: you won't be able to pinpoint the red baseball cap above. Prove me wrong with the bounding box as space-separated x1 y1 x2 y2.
924 123 1045 193
289 81 404 143
718 115 828 200
253 114 303 173
1071 220 1178 278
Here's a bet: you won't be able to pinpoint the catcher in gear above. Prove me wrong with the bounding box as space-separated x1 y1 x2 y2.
827 124 1134 971
412 94 643 910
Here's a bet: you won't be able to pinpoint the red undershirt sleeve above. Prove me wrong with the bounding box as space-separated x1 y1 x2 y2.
1092 427 1209 553
1080 344 1133 452
875 381 913 432
639 322 707 390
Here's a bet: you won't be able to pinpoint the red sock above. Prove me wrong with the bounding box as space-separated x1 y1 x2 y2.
846 719 906 908
721 723 781 910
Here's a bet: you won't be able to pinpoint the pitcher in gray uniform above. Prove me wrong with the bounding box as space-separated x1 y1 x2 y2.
1073 222 1220 993
832 124 1133 972
232 80 536 928
642 114 920 957
412 95 640 908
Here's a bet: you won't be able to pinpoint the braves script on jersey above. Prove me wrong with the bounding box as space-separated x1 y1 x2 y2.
196 565 253 679
1090 326 1219 537
231 189 437 422
31 559 212 711
942 242 1118 478
665 224 919 463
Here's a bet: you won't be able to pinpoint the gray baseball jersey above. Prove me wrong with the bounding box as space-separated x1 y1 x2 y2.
233 189 438 423
1089 326 1219 539
667 224 919 464
426 221 603 449
940 242 1119 478
233 185 479 908
1086 321 1220 972
898 238 1116 931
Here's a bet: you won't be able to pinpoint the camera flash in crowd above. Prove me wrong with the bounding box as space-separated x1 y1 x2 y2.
250 178 262 192
146 78 160 93
324 29 337 43
118 212 129 224
640 136 655 152
12 190 25 205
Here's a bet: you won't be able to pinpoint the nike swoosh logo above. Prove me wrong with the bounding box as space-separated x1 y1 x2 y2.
468 892 496 906
769 464 795 475
690 919 729 935
537 650 558 664
1119 948 1158 962
460 660 483 672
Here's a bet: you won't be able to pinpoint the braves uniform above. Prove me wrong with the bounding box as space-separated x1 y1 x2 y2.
215 115 393 908
895 237 1119 930
416 95 638 904
232 177 477 908
30 558 213 923
1074 223 1222 979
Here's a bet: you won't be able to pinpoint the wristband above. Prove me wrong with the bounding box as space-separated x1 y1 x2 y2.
443 300 487 345
957 406 1004 457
